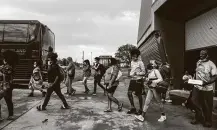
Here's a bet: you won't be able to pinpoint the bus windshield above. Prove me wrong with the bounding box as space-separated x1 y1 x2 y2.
0 23 38 43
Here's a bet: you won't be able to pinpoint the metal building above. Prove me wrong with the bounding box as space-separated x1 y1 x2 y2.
138 0 217 95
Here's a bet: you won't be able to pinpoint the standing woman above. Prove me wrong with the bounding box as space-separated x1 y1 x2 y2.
1 50 19 120
65 57 76 96
83 60 91 93
104 58 123 112
28 61 46 97
135 63 166 122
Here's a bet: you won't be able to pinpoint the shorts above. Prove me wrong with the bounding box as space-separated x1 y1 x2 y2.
128 79 144 95
105 84 118 93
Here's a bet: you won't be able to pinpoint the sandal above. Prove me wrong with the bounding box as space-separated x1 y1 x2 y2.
37 105 46 111
118 103 123 112
104 109 112 112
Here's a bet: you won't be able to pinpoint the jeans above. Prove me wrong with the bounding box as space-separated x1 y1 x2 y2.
42 83 68 108
143 88 164 113
93 75 105 93
4 87 13 116
65 75 75 94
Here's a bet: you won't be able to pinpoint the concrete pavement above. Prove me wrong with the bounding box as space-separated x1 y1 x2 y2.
1 79 217 130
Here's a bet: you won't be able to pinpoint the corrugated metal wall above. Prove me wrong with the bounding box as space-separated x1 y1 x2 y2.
185 7 217 51
139 34 162 66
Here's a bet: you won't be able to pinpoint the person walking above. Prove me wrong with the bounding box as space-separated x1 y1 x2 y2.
65 57 76 96
190 49 217 128
0 50 19 120
28 61 46 97
127 49 146 115
82 60 91 94
37 53 70 111
135 63 166 122
104 58 123 112
92 57 106 96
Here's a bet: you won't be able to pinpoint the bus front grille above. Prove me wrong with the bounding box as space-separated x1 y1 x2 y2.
14 60 33 80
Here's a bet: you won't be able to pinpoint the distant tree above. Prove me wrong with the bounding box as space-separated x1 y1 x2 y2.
115 44 137 67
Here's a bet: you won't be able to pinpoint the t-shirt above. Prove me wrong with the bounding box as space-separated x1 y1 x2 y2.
147 69 163 87
48 64 60 84
194 60 217 91
130 60 145 80
104 65 119 86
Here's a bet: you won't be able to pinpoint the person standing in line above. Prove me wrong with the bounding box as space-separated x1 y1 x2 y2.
127 49 146 115
1 50 19 120
37 53 70 111
190 49 217 128
135 63 166 122
28 61 46 97
92 57 106 96
82 60 91 94
104 58 123 112
65 57 76 96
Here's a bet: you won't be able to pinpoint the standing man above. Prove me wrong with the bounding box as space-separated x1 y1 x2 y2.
127 49 146 115
92 57 106 96
65 57 76 96
191 49 217 128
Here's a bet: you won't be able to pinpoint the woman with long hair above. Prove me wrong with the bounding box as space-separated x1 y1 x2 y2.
104 58 123 112
65 57 76 96
28 61 46 97
83 60 91 93
135 62 166 122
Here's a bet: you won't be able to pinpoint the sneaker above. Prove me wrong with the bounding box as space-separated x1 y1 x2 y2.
28 93 34 97
203 122 212 128
158 115 166 122
7 116 17 120
190 119 199 125
92 93 97 96
127 108 136 114
61 105 70 109
135 110 143 115
135 115 144 122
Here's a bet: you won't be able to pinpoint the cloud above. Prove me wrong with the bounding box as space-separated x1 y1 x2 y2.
0 0 141 63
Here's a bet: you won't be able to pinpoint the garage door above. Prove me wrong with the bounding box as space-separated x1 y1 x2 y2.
185 7 217 51
139 34 163 66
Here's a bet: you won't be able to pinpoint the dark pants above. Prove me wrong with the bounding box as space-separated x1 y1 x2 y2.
4 87 13 116
191 87 213 123
42 84 68 108
93 75 105 93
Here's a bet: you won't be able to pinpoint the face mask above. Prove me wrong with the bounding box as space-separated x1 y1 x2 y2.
34 65 36 68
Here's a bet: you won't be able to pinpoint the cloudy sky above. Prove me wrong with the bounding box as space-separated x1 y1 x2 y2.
1 0 141 63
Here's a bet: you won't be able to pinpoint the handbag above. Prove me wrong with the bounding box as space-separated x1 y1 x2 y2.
152 70 169 94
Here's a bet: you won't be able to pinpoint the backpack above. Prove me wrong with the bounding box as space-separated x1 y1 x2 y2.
58 66 65 82
100 64 106 76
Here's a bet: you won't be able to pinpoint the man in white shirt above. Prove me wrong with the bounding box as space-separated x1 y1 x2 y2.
127 49 146 115
191 49 217 128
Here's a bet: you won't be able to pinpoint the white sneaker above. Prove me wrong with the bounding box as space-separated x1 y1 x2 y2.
158 115 166 122
135 115 144 122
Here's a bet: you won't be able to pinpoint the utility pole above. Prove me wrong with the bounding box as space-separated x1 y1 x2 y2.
91 52 92 65
82 51 84 63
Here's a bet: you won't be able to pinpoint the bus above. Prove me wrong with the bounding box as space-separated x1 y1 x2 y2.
0 20 55 85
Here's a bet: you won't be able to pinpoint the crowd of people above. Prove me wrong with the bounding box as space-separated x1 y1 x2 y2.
0 47 216 128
